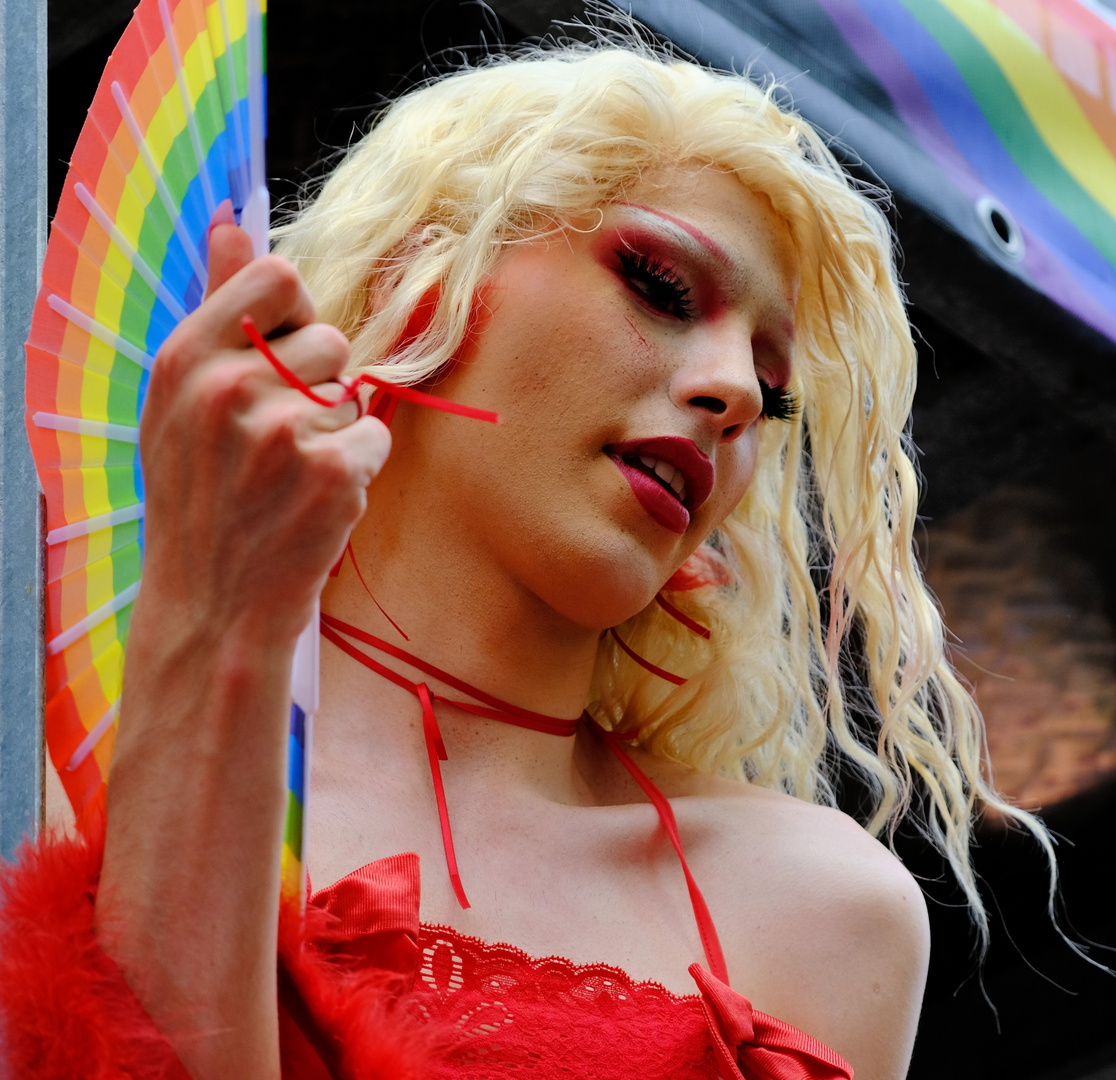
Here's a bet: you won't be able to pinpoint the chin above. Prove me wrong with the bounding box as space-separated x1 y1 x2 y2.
530 549 667 631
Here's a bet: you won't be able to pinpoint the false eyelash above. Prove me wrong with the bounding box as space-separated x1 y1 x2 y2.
760 382 799 422
616 249 695 320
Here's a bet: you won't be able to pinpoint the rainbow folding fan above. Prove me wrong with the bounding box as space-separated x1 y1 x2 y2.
24 0 313 898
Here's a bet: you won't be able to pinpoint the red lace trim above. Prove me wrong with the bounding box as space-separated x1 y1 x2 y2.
410 922 719 1080
417 921 703 1002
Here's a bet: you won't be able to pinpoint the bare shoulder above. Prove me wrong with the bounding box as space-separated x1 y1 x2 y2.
643 757 931 1079
693 774 929 958
722 786 930 1080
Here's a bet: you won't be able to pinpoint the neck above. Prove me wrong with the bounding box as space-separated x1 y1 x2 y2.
319 464 604 794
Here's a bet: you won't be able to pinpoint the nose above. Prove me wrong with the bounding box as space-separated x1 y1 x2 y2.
669 325 764 443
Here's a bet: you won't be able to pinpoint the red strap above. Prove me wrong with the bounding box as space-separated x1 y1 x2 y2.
241 315 500 424
368 388 398 426
319 618 583 912
321 615 729 986
609 628 687 686
417 683 470 909
655 593 711 639
344 540 409 641
322 613 581 735
590 720 730 986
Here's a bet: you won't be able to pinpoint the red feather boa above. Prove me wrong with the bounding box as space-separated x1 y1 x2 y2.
0 827 441 1079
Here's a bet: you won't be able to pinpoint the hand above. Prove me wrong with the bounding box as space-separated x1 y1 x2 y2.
137 222 391 644
96 221 388 1080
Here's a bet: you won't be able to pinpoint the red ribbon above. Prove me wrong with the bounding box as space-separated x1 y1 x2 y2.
590 722 729 985
318 612 729 986
609 628 687 686
320 614 584 910
655 593 711 639
241 314 500 425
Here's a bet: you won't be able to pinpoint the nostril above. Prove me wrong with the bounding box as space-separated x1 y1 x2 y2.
721 423 743 442
690 395 727 415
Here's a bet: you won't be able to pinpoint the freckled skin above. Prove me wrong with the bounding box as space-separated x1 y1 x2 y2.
354 168 800 632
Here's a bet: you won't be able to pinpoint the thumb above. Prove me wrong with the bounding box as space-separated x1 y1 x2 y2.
204 200 256 299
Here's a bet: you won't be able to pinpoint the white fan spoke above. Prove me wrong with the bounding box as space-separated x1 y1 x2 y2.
242 0 269 256
111 81 209 286
46 503 145 545
73 183 189 322
66 700 121 771
158 0 218 218
47 294 156 371
47 580 141 657
32 412 140 444
216 0 252 208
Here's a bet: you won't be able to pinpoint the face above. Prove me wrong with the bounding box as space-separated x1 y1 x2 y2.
393 167 800 629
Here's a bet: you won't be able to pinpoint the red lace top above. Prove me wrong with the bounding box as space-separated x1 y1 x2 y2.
310 853 854 1080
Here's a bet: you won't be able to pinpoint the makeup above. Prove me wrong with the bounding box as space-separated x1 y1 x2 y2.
606 436 714 535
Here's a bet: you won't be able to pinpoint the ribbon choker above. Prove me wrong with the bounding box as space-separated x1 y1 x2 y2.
318 612 730 985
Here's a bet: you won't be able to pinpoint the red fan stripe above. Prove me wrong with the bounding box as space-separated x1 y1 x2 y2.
73 115 118 208
45 534 82 591
45 690 91 771
105 5 150 99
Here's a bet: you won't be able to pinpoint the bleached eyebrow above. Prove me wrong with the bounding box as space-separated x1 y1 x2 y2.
611 202 798 364
614 203 734 269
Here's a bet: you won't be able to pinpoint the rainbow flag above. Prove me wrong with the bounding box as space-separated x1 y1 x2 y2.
628 0 1116 344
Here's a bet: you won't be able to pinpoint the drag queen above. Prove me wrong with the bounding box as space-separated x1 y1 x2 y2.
0 36 1049 1080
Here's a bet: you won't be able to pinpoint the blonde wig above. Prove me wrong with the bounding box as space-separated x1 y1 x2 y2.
274 38 1053 941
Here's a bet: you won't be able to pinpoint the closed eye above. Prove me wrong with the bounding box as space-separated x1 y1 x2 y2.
616 249 695 321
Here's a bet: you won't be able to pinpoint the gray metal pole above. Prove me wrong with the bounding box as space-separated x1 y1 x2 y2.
0 0 47 861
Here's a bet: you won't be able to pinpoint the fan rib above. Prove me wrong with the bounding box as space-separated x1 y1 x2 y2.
47 294 156 371
239 0 269 256
216 0 251 208
47 581 142 657
73 183 189 322
246 0 265 194
33 412 140 444
47 504 146 546
67 700 121 771
111 80 209 286
158 0 218 218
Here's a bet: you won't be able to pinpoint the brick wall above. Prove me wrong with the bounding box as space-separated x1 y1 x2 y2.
923 484 1116 810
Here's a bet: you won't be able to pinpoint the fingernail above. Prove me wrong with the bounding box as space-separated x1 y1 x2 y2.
207 198 236 243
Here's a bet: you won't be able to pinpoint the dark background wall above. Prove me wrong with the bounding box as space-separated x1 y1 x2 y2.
45 2 1116 1076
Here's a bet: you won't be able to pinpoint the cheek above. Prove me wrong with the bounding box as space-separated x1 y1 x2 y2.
708 427 760 524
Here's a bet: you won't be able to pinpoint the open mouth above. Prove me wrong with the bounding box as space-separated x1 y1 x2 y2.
621 452 688 505
605 437 713 536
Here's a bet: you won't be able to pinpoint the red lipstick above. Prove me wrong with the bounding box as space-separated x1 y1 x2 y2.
606 437 714 536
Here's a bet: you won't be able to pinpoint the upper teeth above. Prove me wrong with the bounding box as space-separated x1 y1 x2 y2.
639 454 687 502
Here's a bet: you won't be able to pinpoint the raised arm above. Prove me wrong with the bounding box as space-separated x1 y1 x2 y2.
93 224 391 1080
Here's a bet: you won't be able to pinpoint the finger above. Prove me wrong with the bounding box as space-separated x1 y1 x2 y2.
174 256 319 368
283 383 362 433
323 416 393 487
216 256 318 344
204 215 255 300
253 322 351 389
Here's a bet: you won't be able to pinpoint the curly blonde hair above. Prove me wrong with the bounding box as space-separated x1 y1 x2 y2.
273 38 1053 943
